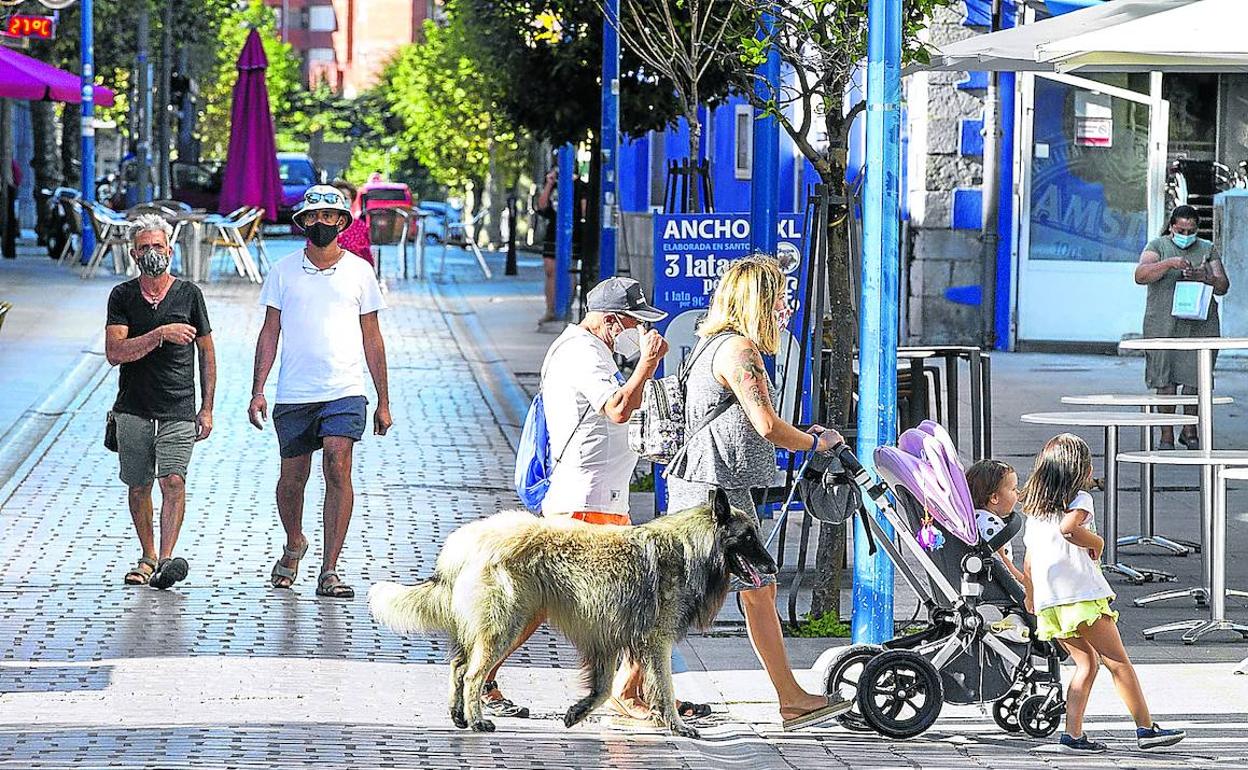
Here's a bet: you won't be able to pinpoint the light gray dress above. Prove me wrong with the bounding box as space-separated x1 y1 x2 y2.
667 332 779 590
1141 235 1221 389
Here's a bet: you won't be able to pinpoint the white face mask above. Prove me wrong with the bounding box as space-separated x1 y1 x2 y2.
613 324 642 359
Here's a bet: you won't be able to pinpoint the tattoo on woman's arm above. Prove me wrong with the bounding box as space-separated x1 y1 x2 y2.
732 348 772 409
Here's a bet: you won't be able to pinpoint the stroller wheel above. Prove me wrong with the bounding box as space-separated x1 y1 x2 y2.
1017 693 1062 738
823 644 882 732
856 650 944 739
991 690 1024 733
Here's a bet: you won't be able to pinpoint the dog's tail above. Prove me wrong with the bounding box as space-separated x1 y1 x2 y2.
369 578 456 634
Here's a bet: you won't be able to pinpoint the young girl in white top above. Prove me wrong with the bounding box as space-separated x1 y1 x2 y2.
1020 433 1185 754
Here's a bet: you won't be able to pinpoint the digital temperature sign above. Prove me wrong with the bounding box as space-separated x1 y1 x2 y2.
5 15 57 40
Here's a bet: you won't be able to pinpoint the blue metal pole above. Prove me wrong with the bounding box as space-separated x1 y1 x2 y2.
749 9 780 255
555 144 575 318
80 0 96 258
852 0 902 645
598 0 620 279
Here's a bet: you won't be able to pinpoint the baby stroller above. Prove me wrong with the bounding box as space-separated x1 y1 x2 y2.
806 422 1065 739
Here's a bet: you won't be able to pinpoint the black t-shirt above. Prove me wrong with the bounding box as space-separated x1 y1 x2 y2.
106 278 212 420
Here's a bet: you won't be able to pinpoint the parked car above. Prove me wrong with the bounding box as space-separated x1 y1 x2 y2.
277 152 323 223
416 199 462 244
171 161 223 212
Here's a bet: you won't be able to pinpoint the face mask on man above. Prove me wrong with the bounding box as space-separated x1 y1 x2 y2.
304 221 341 248
611 317 642 358
1172 231 1197 250
135 246 170 276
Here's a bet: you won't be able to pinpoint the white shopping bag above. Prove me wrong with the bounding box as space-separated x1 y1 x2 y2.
1172 281 1213 321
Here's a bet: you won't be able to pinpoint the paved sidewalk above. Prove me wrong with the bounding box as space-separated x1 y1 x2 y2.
0 243 1244 767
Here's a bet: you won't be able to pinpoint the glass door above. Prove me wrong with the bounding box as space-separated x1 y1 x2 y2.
1015 73 1167 344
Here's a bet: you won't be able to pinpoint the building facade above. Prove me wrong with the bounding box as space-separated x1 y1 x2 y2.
265 0 437 95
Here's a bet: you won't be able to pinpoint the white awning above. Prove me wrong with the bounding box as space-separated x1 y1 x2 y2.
920 0 1248 74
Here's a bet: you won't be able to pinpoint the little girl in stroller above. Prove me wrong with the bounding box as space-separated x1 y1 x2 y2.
819 422 1065 739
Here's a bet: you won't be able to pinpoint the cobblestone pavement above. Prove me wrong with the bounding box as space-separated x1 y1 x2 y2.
0 254 1245 768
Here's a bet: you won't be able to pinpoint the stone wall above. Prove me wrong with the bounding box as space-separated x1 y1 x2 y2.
905 3 988 345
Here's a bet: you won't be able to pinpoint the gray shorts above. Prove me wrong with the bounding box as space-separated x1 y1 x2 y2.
666 478 778 593
115 413 196 487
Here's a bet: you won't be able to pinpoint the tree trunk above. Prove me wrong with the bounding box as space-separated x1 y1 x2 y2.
809 138 856 621
31 101 59 243
481 140 507 247
59 105 79 188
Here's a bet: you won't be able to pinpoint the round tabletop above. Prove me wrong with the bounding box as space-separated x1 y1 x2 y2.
898 350 935 359
1021 411 1196 427
1118 450 1248 466
1119 337 1248 351
1061 394 1234 407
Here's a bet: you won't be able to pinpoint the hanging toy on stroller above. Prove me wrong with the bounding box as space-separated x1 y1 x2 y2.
792 422 1065 739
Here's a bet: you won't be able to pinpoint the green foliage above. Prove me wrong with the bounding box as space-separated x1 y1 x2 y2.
790 612 852 638
454 0 731 145
365 18 528 193
196 1 303 161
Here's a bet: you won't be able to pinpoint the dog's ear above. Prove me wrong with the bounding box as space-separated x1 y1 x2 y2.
712 487 733 526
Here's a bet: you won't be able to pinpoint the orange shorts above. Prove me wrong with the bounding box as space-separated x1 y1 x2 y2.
568 511 631 526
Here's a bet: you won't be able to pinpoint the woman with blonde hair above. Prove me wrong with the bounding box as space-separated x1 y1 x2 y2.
666 254 852 730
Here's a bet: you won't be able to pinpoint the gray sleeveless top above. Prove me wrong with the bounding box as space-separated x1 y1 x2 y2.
670 333 776 488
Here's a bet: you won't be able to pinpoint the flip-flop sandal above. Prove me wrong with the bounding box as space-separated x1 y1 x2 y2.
124 557 159 586
271 541 308 589
481 681 531 718
781 696 854 731
149 557 189 590
315 570 355 599
677 700 713 720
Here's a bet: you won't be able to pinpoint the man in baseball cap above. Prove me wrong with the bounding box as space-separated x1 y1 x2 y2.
584 276 667 323
480 276 687 718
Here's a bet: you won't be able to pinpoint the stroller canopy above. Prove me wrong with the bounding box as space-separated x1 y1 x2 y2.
874 421 980 546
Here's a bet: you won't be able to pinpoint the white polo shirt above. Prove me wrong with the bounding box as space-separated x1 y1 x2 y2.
541 325 636 515
259 250 387 404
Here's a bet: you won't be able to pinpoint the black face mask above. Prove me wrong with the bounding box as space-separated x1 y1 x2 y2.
304 221 340 248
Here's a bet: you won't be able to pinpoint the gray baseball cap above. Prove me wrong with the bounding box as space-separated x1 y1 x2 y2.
586 277 667 322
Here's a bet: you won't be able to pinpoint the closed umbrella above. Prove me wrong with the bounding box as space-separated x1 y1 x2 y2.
218 28 281 220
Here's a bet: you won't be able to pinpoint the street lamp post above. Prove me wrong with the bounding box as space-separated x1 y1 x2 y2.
80 0 96 257
853 0 902 645
598 0 619 281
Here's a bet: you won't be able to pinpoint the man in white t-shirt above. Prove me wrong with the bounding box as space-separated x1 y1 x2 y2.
248 185 391 600
482 277 677 719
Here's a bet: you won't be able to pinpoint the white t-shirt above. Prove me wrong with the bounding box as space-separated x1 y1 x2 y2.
1022 490 1115 611
258 250 387 404
540 325 635 515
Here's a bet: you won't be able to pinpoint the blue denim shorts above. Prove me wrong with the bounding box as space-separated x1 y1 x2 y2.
273 396 368 458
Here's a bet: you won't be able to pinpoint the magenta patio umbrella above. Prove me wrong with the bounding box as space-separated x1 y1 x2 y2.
218 29 282 220
0 46 115 105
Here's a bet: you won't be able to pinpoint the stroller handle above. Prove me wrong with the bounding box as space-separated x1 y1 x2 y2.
832 442 865 475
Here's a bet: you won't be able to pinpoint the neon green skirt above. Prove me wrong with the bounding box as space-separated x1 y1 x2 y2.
1035 598 1118 641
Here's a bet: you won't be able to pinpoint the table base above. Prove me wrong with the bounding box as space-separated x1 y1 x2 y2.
1116 534 1192 556
1144 617 1248 643
1135 585 1208 607
1106 562 1175 584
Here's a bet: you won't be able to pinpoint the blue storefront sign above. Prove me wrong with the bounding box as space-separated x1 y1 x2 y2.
650 213 808 511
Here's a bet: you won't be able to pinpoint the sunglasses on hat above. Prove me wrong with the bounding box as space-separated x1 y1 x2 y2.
304 191 344 206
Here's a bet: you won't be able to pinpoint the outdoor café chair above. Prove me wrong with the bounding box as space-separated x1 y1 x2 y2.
440 208 493 279
367 206 411 281
54 196 84 266
0 300 11 335
208 206 266 283
81 201 132 279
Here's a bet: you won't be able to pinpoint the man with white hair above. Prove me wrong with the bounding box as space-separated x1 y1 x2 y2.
105 213 216 590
